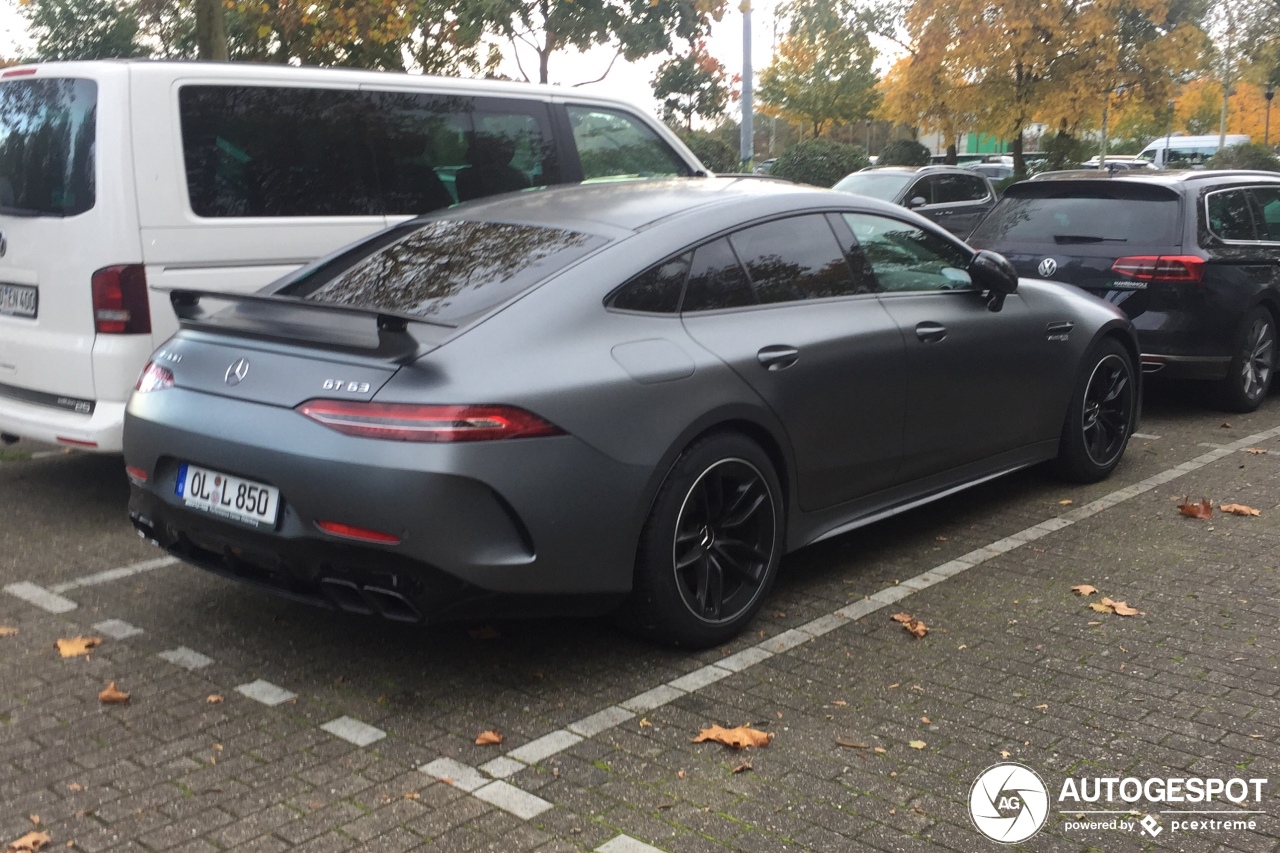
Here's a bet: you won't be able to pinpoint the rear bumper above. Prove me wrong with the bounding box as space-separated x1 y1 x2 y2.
124 387 649 619
0 393 124 451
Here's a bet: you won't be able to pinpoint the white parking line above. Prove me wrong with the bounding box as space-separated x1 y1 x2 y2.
597 837 667 853
158 646 214 670
1131 432 1161 440
471 780 552 820
235 679 297 706
93 619 144 639
4 582 77 613
321 716 386 747
50 556 178 594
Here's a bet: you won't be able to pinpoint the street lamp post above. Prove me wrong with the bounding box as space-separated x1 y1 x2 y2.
865 119 872 156
1267 86 1276 148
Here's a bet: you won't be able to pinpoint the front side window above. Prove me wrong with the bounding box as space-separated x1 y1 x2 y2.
566 106 692 181
0 77 96 216
843 213 973 293
1206 190 1257 242
728 215 867 303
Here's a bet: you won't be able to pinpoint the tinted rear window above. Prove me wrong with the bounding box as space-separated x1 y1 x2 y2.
0 78 96 216
972 187 1181 245
279 219 604 324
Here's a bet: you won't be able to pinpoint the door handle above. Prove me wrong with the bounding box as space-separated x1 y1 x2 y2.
757 345 799 371
915 322 947 343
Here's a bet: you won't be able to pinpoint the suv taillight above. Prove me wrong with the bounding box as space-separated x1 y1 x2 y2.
1111 255 1205 284
91 265 151 334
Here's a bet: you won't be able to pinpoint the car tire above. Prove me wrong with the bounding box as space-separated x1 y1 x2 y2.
1053 338 1137 483
1219 307 1276 413
618 432 784 648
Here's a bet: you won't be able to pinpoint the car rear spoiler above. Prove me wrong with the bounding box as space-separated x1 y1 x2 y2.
166 289 447 362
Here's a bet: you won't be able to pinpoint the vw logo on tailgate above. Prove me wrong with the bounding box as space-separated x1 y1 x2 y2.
1037 257 1058 277
224 358 250 386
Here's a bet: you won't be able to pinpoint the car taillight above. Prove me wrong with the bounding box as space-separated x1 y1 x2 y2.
1111 255 1205 284
315 520 401 544
91 265 151 334
135 361 174 393
296 401 565 442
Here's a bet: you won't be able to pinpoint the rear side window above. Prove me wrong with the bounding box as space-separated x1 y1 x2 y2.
935 174 989 203
1206 189 1257 242
1249 187 1280 242
970 187 1182 245
683 238 755 312
728 215 866 303
0 78 96 216
279 219 604 324
179 85 556 218
608 253 691 313
567 106 693 180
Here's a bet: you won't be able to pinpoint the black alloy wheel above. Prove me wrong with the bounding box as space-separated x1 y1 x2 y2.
1080 353 1134 469
619 432 783 647
672 458 776 624
1054 338 1136 483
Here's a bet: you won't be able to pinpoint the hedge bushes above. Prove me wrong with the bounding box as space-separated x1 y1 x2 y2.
771 138 870 186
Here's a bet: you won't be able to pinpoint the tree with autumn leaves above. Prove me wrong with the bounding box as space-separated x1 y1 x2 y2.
878 0 1209 174
757 0 879 139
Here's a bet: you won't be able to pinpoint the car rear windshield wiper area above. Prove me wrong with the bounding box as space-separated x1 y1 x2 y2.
1053 234 1128 244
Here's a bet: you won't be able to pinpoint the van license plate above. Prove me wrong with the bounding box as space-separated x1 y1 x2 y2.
176 463 280 528
0 284 36 318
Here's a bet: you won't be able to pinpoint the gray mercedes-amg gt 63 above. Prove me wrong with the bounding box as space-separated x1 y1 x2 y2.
124 177 1139 647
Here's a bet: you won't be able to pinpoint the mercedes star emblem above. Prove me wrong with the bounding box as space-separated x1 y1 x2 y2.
224 358 250 386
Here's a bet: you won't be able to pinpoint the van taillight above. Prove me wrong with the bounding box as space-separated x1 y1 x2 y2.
1111 255 1205 284
91 265 151 334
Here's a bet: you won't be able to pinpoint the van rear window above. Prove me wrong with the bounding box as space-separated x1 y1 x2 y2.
278 219 605 324
970 186 1181 245
0 78 96 216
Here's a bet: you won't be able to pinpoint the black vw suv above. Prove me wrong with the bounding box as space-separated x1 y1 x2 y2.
970 171 1280 411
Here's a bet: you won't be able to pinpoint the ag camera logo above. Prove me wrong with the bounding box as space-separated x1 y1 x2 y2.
970 762 1050 843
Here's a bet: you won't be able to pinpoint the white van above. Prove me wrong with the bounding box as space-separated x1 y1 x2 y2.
0 60 706 452
1138 134 1251 169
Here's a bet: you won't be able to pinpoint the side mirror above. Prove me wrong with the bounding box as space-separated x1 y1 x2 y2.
969 249 1018 312
907 196 927 209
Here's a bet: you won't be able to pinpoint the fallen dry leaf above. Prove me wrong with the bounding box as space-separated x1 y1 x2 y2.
887 683 900 689
677 770 685 779
692 724 773 750
66 784 82 792
908 740 926 749
731 760 753 774
835 739 869 749
0 626 17 637
1221 422 1232 429
474 730 503 746
1109 600 1141 616
1178 498 1213 519
7 832 50 852
1058 499 1074 506
404 791 420 800
639 718 653 728
1034 704 1048 711
1245 447 1268 454
56 637 102 658
1071 584 1098 596
999 750 1011 758
831 699 848 707
873 747 887 754
98 682 129 704
890 612 929 638
921 717 931 725
1089 601 1112 613
935 535 948 541
1220 503 1261 517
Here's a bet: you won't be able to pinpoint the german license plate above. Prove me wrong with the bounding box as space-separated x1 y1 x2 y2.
176 463 280 528
0 283 37 319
